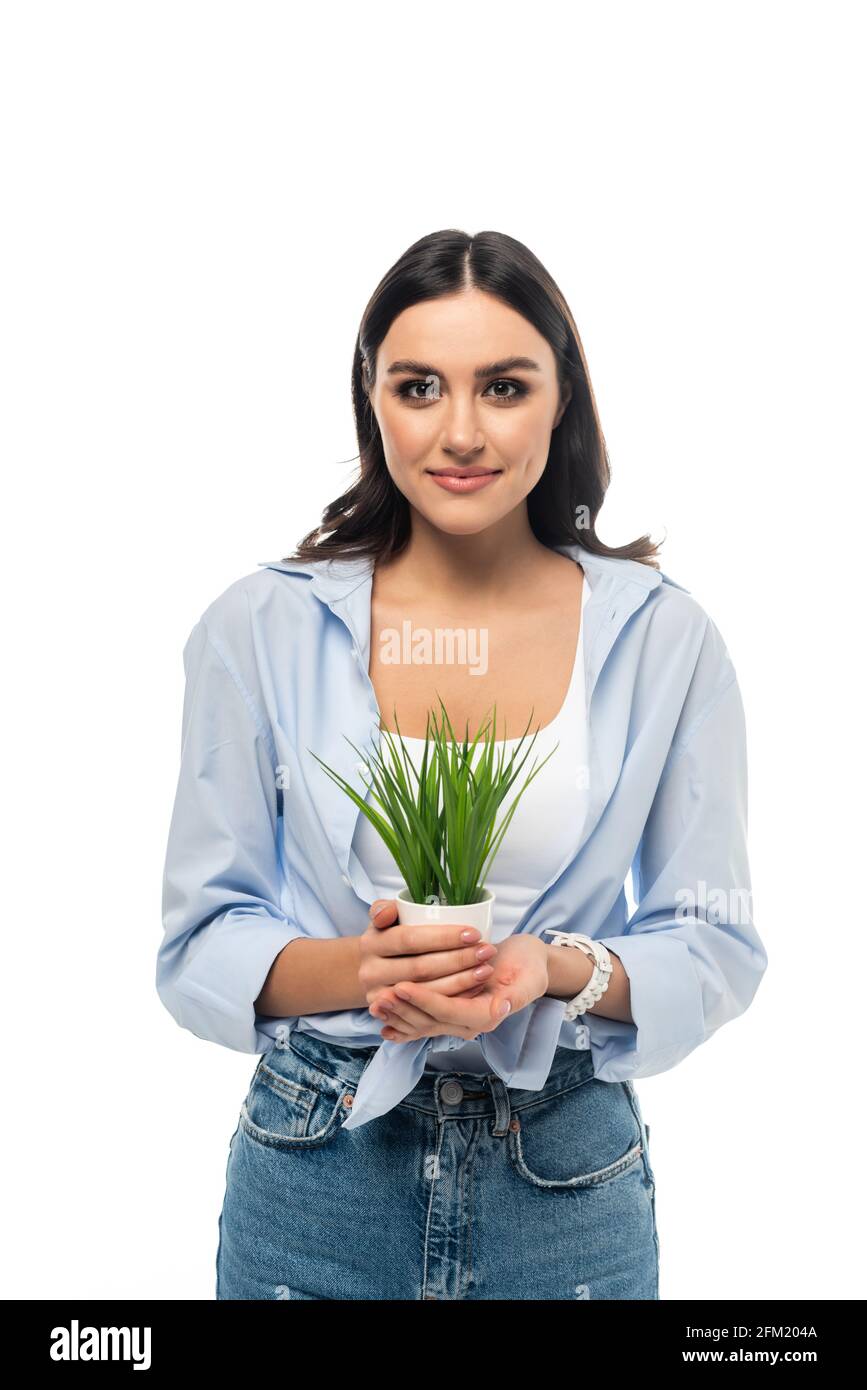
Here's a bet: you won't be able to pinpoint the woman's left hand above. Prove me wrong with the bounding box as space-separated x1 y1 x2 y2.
372 934 549 1042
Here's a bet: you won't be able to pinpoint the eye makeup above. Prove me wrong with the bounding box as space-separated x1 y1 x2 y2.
394 378 530 406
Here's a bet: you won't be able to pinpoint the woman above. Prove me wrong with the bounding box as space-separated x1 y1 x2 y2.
157 228 767 1300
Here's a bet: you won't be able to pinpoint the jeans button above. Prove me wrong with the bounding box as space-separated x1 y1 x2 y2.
441 1080 464 1104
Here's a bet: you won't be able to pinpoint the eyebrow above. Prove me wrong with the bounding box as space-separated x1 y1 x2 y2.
385 356 543 380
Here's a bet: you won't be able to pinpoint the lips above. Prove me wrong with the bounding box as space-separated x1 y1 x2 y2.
427 467 501 478
427 469 503 494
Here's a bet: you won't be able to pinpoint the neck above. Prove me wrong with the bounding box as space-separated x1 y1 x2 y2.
380 505 558 603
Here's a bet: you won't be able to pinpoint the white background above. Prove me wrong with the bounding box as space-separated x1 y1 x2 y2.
2 0 864 1300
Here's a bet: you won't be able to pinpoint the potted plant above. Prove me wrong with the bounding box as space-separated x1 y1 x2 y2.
309 695 559 941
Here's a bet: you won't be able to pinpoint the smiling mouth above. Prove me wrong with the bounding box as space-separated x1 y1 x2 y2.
426 468 502 478
426 469 503 493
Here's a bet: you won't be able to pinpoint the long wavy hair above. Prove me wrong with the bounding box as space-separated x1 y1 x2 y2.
285 228 661 568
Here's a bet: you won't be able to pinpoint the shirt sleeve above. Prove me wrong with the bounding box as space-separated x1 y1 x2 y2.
156 616 307 1053
586 619 768 1081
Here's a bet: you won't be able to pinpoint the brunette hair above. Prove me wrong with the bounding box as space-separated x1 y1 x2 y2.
285 228 661 568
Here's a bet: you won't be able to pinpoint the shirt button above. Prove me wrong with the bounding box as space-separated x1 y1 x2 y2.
351 647 359 661
441 1080 464 1105
341 873 351 887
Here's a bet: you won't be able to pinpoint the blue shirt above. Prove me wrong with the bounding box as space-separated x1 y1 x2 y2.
157 542 768 1130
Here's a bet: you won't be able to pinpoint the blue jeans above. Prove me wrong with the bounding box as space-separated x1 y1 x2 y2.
216 1028 660 1300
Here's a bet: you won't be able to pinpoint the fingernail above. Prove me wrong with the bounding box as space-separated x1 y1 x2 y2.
474 964 492 977
461 930 480 941
498 999 511 1016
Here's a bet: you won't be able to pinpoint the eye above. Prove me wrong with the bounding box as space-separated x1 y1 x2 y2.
483 378 528 403
395 377 529 406
395 379 440 405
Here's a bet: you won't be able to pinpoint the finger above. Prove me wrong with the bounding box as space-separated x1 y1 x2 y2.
394 980 511 1030
411 960 495 996
410 943 497 983
374 922 486 957
368 899 398 929
373 958 493 1010
379 983 487 1040
380 1005 450 1042
382 1013 454 1042
371 987 429 1020
381 1017 420 1039
375 965 492 1011
380 994 440 1033
373 963 494 1028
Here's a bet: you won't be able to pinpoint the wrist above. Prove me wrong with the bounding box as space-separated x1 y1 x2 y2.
544 941 594 1000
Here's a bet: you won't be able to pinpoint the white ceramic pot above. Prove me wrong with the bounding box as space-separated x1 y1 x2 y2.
395 886 494 942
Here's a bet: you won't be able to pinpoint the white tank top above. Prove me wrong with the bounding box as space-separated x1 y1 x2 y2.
352 570 592 1073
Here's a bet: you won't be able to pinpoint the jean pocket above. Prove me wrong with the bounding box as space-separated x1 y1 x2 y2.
507 1076 644 1192
239 1041 353 1151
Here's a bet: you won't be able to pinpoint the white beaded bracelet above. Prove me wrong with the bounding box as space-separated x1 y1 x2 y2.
543 930 613 1020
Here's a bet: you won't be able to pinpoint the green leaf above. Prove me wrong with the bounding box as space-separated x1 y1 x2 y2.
307 691 560 906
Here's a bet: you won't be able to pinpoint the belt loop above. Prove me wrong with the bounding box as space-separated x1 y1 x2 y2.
487 1073 511 1136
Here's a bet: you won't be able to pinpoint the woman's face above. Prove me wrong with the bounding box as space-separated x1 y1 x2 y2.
366 289 570 537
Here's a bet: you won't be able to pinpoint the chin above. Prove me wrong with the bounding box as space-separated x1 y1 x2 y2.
420 509 501 537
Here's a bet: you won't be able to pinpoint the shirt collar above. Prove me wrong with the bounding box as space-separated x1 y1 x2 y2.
257 542 685 603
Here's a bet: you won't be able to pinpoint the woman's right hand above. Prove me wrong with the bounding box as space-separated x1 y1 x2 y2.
359 898 496 1018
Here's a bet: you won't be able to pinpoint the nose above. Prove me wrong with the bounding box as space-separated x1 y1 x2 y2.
440 397 485 457
441 436 485 460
